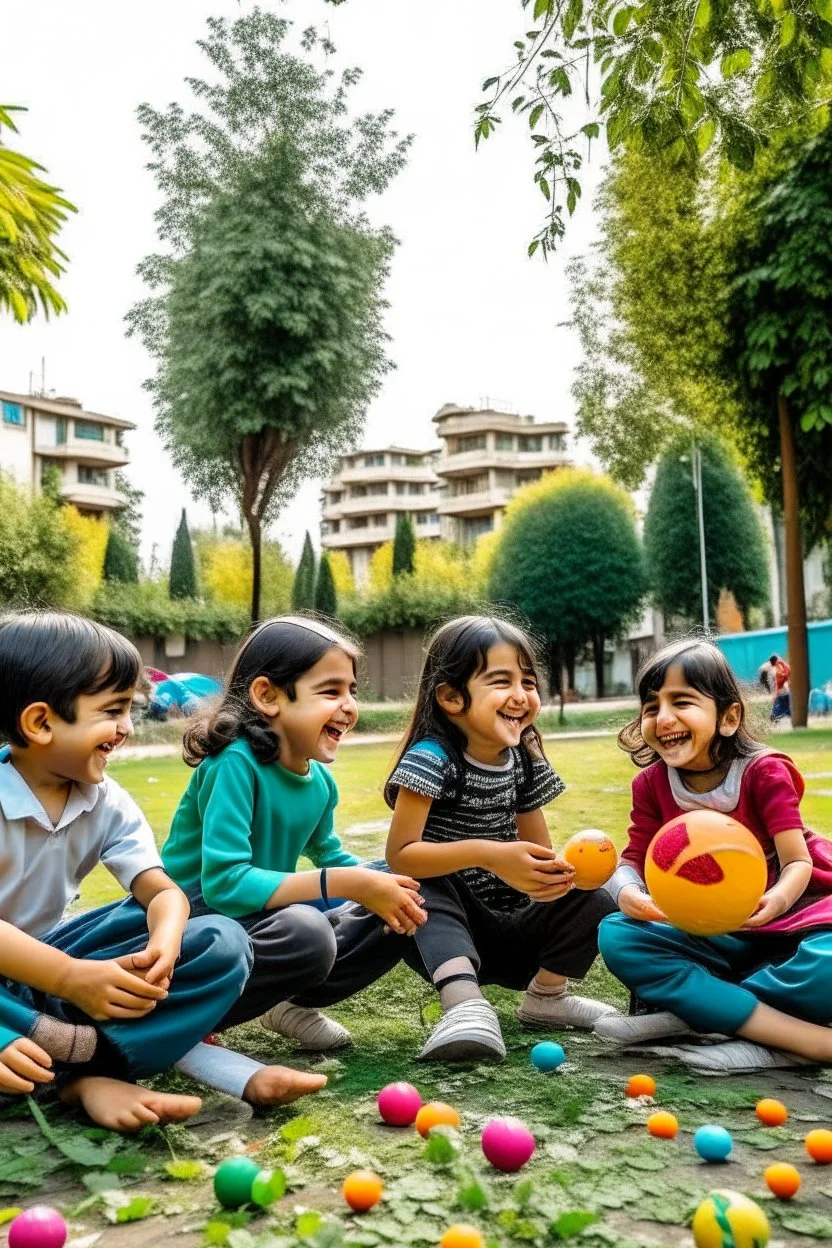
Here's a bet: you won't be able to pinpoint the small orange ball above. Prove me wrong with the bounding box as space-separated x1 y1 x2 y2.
440 1225 484 1248
756 1098 788 1127
342 1170 383 1212
647 1111 678 1139
561 829 618 889
626 1074 656 1098
806 1129 832 1164
415 1102 461 1137
764 1162 801 1199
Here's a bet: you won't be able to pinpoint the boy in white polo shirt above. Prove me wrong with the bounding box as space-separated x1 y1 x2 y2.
0 611 255 1130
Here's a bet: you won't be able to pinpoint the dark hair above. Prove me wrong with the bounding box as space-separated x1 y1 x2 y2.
183 615 361 767
0 611 142 748
387 614 548 791
769 654 779 665
618 638 762 769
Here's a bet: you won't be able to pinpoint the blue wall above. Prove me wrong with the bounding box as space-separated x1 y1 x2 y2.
716 621 832 689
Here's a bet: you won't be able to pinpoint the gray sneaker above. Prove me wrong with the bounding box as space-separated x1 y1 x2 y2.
594 1011 694 1044
646 1039 816 1075
418 999 506 1062
517 992 621 1031
260 1002 352 1051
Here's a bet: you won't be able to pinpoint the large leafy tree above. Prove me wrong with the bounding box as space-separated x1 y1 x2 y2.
0 105 75 321
128 11 408 623
103 528 139 584
0 473 80 606
489 468 647 698
644 436 770 627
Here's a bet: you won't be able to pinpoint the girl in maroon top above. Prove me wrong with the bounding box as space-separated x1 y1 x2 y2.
597 638 832 1073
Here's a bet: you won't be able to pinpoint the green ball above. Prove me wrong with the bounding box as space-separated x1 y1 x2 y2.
251 1167 287 1208
213 1156 261 1208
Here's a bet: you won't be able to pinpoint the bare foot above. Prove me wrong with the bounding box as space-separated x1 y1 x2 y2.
60 1075 202 1131
243 1065 327 1107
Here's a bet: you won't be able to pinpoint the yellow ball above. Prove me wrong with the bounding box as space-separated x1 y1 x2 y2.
645 811 767 937
561 829 618 889
692 1190 770 1248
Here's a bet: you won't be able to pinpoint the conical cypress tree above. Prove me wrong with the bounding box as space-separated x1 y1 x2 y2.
314 552 338 617
292 531 316 610
103 526 139 583
169 508 197 599
392 511 415 577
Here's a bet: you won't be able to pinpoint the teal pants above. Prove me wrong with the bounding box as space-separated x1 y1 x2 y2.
599 912 832 1035
0 896 253 1081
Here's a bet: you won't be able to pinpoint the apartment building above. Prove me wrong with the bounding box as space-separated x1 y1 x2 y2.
321 446 441 584
0 390 133 515
433 403 569 544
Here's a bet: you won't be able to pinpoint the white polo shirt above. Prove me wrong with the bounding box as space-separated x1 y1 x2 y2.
0 749 162 938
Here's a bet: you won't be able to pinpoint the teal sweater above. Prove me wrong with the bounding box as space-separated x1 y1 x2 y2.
162 739 359 918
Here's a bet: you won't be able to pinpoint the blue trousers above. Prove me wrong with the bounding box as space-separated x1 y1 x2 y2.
599 912 832 1035
0 897 253 1081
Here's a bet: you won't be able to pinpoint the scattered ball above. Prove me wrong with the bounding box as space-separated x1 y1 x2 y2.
342 1170 384 1213
561 829 618 889
481 1116 536 1172
415 1102 461 1137
626 1074 656 1098
8 1207 68 1248
692 1190 770 1248
647 1111 678 1139
645 809 767 937
805 1128 832 1164
440 1225 485 1248
764 1162 801 1199
694 1125 733 1163
251 1168 287 1208
756 1098 788 1127
213 1156 261 1208
378 1081 422 1127
530 1041 566 1072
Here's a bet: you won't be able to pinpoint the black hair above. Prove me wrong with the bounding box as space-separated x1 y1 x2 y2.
387 614 548 792
618 637 762 769
183 615 361 767
0 611 142 748
769 654 779 665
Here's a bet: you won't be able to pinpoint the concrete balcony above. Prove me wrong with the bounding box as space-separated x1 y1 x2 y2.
436 488 511 516
437 449 567 478
322 527 395 549
335 464 438 487
434 412 568 439
36 438 130 468
61 482 125 512
323 495 438 521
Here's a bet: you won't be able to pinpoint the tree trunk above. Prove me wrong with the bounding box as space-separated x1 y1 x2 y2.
246 513 262 627
566 646 576 693
777 393 809 727
592 633 606 699
548 641 566 724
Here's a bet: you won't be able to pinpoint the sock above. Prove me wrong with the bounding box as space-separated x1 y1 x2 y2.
433 957 482 1012
175 1041 264 1100
31 1016 97 1064
527 974 567 998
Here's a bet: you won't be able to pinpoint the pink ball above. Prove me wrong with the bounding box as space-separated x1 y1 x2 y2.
481 1116 536 1172
377 1081 423 1126
8 1206 67 1248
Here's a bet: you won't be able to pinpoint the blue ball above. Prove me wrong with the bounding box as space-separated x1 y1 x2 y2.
530 1042 566 1072
693 1124 733 1163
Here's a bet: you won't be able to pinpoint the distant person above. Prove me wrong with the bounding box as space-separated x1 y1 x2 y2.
768 653 792 722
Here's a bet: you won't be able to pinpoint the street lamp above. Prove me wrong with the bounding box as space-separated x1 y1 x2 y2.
679 443 709 631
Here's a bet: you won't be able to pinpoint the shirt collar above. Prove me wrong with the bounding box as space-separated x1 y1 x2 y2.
0 747 101 831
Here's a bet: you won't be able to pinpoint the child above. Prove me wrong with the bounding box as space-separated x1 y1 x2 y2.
0 611 255 1130
597 638 832 1073
384 615 619 1062
161 615 427 1096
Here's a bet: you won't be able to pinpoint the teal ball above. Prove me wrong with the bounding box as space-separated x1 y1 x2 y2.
531 1042 566 1072
694 1124 733 1163
214 1156 261 1208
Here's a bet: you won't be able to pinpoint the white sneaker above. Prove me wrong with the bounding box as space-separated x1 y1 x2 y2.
260 1002 352 1051
646 1039 816 1075
594 1011 694 1044
418 999 506 1062
517 992 621 1031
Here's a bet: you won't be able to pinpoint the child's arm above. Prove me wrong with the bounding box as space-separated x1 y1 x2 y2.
742 755 812 929
743 828 812 928
611 771 667 922
128 868 191 988
515 809 575 902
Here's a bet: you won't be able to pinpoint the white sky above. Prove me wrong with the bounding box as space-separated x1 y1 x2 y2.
0 0 605 568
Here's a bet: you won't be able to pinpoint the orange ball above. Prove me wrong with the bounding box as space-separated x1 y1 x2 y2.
764 1162 801 1199
440 1226 484 1248
756 1098 788 1127
647 1111 678 1139
415 1102 461 1137
626 1074 656 1098
561 829 618 889
342 1170 383 1212
806 1129 832 1163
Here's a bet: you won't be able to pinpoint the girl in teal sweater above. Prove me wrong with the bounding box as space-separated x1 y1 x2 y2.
163 616 426 1103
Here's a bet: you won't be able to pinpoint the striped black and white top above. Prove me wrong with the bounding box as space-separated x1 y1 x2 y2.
385 738 565 912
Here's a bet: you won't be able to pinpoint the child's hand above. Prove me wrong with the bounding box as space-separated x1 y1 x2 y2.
59 957 168 1020
352 869 427 935
489 841 573 896
618 885 667 923
118 941 181 990
0 1037 54 1094
742 889 789 929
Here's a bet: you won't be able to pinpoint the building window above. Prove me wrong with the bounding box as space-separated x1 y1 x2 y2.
495 434 514 451
2 401 25 427
56 418 67 445
78 465 109 486
372 513 388 527
519 434 542 452
416 513 428 526
405 454 422 466
548 433 565 451
363 452 385 467
450 434 486 455
348 516 368 529
430 513 441 525
389 453 403 466
329 519 340 534
75 420 104 441
464 515 494 541
368 482 388 496
351 485 368 498
408 482 423 495
395 482 407 495
329 490 343 503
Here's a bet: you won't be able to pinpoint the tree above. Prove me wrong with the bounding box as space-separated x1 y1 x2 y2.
314 553 338 618
0 105 75 321
127 12 409 624
0 473 80 606
196 529 293 617
327 550 356 599
292 532 317 612
169 508 197 600
489 469 647 700
113 472 144 550
392 512 415 577
643 437 770 627
103 527 139 585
